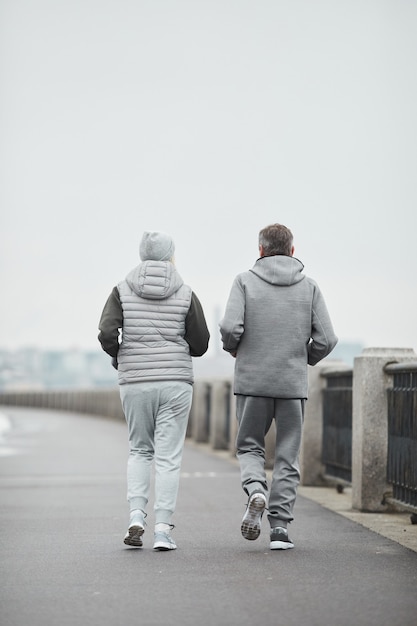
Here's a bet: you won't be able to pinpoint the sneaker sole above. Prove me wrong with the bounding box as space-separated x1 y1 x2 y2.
153 542 177 551
270 540 294 550
241 495 266 541
124 524 144 547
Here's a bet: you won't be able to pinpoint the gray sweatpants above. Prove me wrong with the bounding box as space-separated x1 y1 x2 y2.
235 395 305 528
120 381 192 525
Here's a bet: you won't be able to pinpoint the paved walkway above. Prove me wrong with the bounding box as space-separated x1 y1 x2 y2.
1 406 416 626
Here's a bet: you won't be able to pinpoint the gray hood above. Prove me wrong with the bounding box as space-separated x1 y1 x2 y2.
125 261 184 300
250 255 305 286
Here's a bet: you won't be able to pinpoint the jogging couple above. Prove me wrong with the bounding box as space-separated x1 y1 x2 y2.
98 224 337 551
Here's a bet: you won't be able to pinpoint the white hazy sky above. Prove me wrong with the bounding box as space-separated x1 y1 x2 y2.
1 0 416 355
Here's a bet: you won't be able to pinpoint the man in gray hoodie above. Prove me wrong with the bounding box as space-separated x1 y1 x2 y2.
99 231 209 551
219 223 337 550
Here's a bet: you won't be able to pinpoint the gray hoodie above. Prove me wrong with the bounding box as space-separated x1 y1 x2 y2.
219 255 338 398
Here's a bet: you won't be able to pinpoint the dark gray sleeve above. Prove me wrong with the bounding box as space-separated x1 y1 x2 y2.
98 286 123 358
185 292 210 357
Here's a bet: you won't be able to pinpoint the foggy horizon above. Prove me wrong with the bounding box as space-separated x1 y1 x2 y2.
1 1 416 355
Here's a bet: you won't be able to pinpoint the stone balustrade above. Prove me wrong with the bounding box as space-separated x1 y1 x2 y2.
1 346 416 513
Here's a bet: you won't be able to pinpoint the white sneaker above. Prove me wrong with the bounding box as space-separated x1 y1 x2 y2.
153 524 177 551
241 492 267 541
124 510 145 547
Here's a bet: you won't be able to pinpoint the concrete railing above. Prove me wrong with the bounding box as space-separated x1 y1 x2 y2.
1 347 416 513
0 388 124 420
302 347 417 513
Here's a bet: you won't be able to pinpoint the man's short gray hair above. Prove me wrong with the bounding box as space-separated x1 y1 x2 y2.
259 223 293 256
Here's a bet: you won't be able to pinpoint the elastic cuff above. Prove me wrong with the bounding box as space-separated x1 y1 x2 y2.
269 520 288 529
129 497 147 513
155 509 173 525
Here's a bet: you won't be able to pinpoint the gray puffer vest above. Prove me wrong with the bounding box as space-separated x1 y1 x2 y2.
117 261 193 385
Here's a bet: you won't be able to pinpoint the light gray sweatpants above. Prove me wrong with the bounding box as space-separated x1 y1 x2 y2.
235 395 305 528
120 381 192 525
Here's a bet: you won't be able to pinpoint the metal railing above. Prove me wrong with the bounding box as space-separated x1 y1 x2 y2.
321 369 353 485
385 362 417 512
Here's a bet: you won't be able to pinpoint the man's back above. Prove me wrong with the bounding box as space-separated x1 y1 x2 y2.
220 254 337 399
220 222 337 551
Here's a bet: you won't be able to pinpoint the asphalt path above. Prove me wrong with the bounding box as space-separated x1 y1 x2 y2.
1 406 416 626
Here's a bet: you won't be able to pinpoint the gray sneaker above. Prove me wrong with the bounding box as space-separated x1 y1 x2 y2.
153 530 177 551
270 527 294 550
124 510 145 547
241 492 267 541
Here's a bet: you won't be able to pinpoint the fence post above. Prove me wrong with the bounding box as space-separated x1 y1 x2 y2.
190 379 211 443
352 347 416 512
209 379 232 450
228 391 237 456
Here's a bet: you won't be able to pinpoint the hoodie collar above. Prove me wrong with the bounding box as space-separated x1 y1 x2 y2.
250 255 305 286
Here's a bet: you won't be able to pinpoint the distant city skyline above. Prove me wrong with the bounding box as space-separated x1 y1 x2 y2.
0 339 363 391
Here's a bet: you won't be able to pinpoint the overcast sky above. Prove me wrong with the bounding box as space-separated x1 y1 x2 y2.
1 0 416 356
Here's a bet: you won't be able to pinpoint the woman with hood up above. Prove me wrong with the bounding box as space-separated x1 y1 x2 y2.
98 231 210 550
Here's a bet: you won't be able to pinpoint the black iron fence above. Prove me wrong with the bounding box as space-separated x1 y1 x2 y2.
385 362 417 511
321 369 353 484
